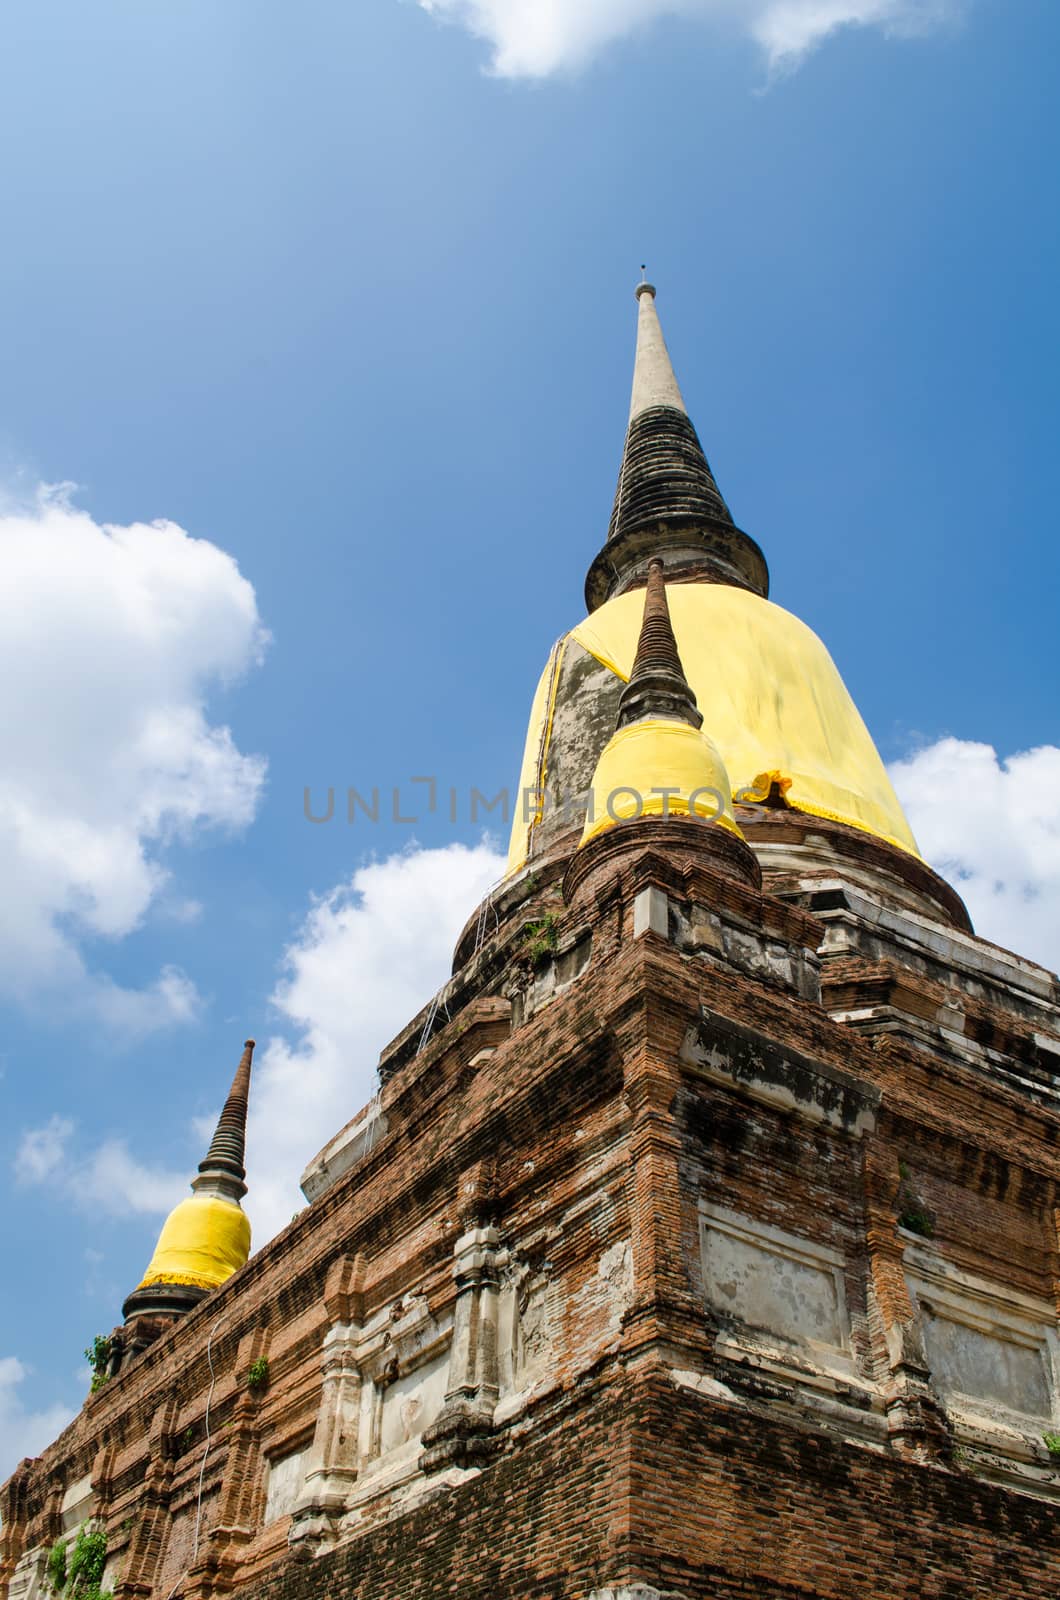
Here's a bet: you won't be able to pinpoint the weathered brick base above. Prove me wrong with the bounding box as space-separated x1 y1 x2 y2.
237 1366 1058 1600
4 819 1059 1600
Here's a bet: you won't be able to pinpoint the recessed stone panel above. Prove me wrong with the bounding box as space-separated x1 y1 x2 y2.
264 1446 308 1524
700 1204 849 1351
379 1351 449 1454
59 1474 94 1533
921 1309 1052 1418
904 1243 1060 1429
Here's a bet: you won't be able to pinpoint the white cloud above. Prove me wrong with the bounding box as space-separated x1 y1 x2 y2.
67 1140 189 1217
890 738 1060 973
0 1356 75 1478
0 484 267 1030
246 841 506 1242
91 966 203 1035
13 1114 74 1185
14 1114 188 1217
415 0 962 76
13 843 506 1248
163 899 205 926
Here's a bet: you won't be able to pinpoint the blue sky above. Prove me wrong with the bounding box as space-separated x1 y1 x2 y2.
1 0 1058 1472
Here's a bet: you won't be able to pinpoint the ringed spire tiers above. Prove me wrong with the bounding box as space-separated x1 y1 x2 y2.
195 1036 254 1199
584 280 769 612
617 554 703 731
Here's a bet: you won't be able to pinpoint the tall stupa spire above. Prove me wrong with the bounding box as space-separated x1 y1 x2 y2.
122 1039 255 1333
584 279 768 612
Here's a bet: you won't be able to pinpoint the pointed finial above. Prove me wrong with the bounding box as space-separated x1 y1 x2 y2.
194 1038 255 1199
629 279 682 415
617 559 703 731
636 264 655 301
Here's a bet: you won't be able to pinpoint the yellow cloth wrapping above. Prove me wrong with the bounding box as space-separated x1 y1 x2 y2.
507 584 919 871
138 1195 251 1291
581 719 742 845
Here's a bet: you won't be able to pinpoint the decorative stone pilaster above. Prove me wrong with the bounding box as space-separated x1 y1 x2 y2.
0 1468 34 1600
620 1020 702 1362
288 1323 363 1553
185 1329 269 1600
864 1154 950 1463
40 1482 64 1565
89 1445 116 1523
4 1547 49 1600
114 1399 179 1600
420 1224 502 1472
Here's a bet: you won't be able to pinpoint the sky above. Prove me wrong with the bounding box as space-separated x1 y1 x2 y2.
1 0 1058 1477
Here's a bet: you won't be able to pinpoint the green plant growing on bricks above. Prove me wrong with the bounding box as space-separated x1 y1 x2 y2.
68 1527 107 1594
46 1540 68 1592
522 913 560 968
83 1335 112 1394
247 1356 270 1392
46 1524 109 1600
1043 1432 1060 1456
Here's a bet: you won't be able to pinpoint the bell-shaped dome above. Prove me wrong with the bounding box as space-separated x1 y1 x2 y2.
137 1194 251 1292
508 583 918 874
581 717 741 846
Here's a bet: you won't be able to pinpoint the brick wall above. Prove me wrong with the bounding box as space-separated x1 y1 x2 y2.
232 1368 1060 1600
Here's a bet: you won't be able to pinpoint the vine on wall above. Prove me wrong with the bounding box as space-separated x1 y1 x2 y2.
45 1524 111 1600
